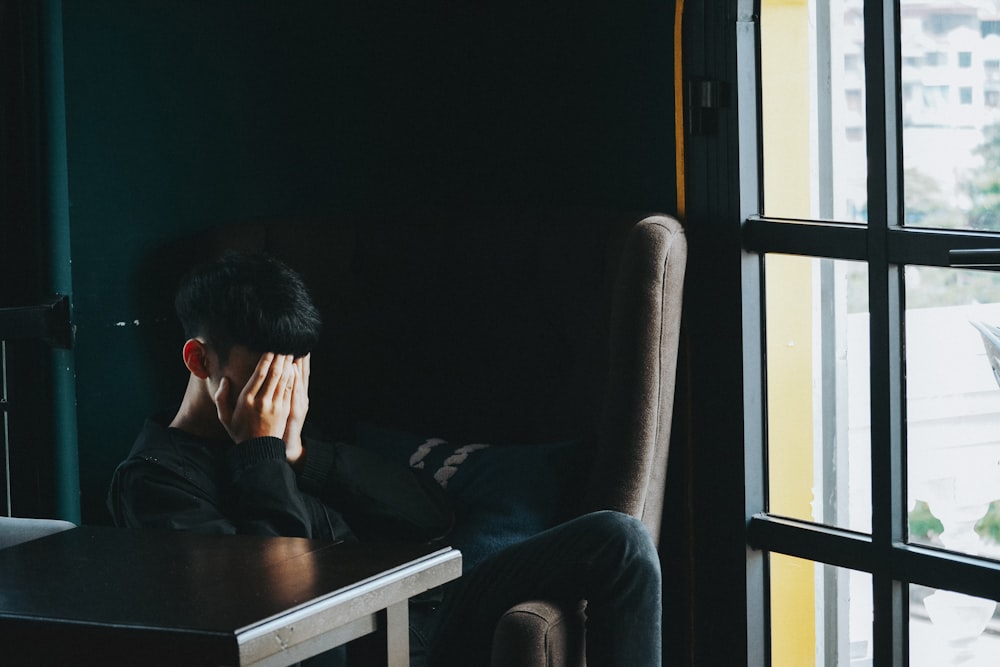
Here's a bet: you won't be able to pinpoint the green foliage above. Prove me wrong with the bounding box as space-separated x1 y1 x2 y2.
904 168 965 229
904 266 1000 310
967 122 1000 231
908 500 944 545
909 499 1000 546
975 500 1000 544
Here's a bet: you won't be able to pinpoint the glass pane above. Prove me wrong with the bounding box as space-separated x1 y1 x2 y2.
766 255 871 534
771 553 873 666
906 267 1000 559
910 584 1000 666
901 1 1000 230
761 0 867 223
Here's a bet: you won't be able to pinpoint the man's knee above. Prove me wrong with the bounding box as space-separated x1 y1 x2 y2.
585 511 659 570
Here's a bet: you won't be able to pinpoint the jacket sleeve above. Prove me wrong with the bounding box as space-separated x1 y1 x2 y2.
224 437 355 540
297 437 454 543
108 437 355 542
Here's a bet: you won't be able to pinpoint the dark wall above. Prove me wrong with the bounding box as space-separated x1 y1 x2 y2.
58 0 677 523
1 0 53 517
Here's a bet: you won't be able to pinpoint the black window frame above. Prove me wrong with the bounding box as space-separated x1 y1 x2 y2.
739 1 1000 665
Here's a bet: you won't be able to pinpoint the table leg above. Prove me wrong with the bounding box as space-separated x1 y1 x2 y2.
385 601 409 667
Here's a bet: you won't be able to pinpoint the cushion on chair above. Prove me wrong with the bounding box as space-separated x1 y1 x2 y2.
356 422 587 572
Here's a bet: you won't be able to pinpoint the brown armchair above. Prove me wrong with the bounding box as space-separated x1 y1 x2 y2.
212 209 687 666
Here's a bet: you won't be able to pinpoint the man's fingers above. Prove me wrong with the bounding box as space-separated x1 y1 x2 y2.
258 353 287 400
245 352 275 399
278 356 296 396
291 356 309 396
289 359 308 413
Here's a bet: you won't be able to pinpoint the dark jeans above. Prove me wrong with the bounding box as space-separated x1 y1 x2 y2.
416 510 662 667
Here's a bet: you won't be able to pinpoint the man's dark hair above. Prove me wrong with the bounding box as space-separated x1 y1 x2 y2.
175 251 321 362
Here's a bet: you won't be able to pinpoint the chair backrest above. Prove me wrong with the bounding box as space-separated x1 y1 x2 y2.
0 516 77 550
583 215 687 543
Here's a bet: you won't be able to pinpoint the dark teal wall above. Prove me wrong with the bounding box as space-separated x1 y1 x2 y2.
59 0 677 523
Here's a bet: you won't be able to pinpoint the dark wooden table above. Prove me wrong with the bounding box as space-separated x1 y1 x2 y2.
0 526 461 666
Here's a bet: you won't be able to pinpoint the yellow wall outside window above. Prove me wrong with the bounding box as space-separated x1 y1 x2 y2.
761 0 817 664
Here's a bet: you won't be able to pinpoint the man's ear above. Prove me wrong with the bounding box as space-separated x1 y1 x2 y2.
182 339 210 379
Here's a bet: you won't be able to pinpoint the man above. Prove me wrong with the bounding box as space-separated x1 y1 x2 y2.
109 251 662 666
107 251 451 543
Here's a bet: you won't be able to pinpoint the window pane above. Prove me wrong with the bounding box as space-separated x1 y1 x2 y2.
765 255 871 534
905 267 1000 559
902 1 1000 230
761 0 867 223
771 553 873 666
910 584 1000 666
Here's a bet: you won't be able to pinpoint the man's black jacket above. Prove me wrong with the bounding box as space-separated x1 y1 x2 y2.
107 417 454 542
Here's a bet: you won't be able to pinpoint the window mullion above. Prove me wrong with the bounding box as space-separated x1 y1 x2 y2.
738 1 767 665
865 0 907 665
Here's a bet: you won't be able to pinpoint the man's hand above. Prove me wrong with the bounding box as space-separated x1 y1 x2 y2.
214 352 296 444
283 354 311 468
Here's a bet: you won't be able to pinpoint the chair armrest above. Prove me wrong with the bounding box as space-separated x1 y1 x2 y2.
490 599 586 667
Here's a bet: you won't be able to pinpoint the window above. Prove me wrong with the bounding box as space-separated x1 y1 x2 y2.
986 60 1000 82
921 84 949 109
846 89 864 112
745 0 1000 664
926 51 947 66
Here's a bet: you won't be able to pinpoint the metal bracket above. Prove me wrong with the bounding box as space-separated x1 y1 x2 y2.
0 296 73 349
949 248 1000 269
686 79 729 136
